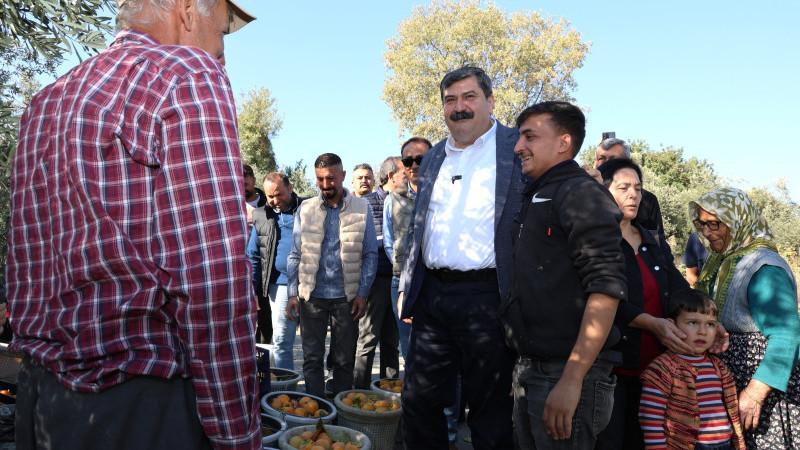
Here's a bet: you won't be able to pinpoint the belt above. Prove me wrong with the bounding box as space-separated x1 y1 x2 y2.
518 350 623 366
425 266 497 283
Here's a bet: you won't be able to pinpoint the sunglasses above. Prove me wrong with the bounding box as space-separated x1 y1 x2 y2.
401 155 424 167
693 219 723 231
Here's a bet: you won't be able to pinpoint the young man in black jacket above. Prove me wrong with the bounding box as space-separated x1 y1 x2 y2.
503 101 628 449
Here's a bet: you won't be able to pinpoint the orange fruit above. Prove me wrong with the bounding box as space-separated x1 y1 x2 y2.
305 400 319 414
300 430 314 440
342 397 354 406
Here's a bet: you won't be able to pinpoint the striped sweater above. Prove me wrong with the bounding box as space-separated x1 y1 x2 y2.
639 351 744 450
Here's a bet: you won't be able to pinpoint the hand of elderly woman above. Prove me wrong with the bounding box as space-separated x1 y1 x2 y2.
739 379 770 430
708 323 730 353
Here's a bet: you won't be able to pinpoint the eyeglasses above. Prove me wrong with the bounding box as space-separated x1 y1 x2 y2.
693 219 723 231
401 155 424 167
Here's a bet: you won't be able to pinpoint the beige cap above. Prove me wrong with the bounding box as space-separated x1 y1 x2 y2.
116 0 256 33
225 0 256 33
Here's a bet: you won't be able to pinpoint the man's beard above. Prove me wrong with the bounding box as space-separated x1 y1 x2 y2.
449 110 474 121
322 188 339 199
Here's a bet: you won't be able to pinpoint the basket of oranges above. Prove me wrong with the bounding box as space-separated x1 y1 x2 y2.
261 391 337 429
278 423 370 450
334 390 401 450
370 378 402 398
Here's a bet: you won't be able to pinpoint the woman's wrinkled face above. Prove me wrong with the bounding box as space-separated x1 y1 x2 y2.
609 168 642 222
697 208 732 253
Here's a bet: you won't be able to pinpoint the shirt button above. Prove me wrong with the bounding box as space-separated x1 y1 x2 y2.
654 266 660 271
642 247 648 252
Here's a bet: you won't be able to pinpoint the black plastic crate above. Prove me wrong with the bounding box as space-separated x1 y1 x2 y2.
256 346 271 398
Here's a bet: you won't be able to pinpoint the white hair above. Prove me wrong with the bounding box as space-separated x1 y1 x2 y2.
116 0 220 32
598 138 631 158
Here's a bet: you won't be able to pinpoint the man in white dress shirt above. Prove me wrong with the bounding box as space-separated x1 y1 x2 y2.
397 66 525 450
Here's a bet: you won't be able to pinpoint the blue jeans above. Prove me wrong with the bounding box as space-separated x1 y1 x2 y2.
268 283 297 370
694 441 731 450
299 296 359 397
512 357 616 450
390 275 411 361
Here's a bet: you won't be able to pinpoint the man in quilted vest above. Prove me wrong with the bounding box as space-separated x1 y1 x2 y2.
286 153 378 397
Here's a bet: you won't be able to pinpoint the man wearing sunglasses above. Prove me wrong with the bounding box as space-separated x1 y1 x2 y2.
397 66 525 449
383 137 432 362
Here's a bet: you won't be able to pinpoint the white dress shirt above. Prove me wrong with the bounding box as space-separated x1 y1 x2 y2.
422 120 497 270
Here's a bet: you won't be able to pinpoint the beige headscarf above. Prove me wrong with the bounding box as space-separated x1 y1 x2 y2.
688 187 777 310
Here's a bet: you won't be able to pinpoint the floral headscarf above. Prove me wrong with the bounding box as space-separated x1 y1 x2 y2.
688 187 777 309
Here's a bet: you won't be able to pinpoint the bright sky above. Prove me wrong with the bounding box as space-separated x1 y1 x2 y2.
52 1 800 201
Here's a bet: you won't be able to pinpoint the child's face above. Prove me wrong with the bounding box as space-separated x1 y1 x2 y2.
671 310 717 356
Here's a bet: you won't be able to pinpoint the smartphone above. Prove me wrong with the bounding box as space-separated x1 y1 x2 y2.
602 131 615 140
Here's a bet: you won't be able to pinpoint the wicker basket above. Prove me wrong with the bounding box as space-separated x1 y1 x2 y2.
269 368 301 392
261 391 336 429
278 424 370 450
260 413 286 447
370 377 402 399
334 389 401 450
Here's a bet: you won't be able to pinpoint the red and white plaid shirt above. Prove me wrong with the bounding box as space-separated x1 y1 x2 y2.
7 30 260 450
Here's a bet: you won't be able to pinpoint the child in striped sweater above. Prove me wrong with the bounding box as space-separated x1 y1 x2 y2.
639 289 744 450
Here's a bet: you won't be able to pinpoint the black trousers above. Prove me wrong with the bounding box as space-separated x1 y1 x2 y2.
401 273 514 450
16 357 212 450
256 292 273 344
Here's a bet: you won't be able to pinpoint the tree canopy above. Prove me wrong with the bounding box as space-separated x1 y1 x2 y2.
237 87 283 176
382 0 589 142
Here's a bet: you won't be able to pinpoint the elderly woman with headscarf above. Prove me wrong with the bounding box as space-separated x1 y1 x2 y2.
690 187 800 449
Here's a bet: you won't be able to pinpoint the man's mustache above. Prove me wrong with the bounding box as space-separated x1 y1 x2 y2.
449 110 474 121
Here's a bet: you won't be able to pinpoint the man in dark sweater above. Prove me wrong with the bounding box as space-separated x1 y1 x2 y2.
353 157 402 388
502 101 628 449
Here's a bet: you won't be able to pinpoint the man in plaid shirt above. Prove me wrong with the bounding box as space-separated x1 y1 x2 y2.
5 1 260 449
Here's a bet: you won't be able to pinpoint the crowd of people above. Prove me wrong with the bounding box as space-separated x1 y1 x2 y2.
2 1 798 450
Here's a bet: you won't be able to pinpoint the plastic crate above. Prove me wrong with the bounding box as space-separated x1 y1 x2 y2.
0 344 21 384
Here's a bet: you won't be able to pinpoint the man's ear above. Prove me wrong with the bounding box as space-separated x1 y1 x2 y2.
178 0 196 32
559 134 572 155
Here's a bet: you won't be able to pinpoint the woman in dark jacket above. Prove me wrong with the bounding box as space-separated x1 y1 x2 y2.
594 158 693 450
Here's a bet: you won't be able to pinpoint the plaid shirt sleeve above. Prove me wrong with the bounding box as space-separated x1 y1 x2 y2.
156 70 260 450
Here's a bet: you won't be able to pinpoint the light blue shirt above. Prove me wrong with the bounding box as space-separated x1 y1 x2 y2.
382 182 417 262
287 191 378 299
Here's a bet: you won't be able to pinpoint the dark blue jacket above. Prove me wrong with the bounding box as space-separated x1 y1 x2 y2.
398 122 525 318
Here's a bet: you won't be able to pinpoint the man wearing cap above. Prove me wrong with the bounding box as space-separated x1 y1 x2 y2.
6 1 260 449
